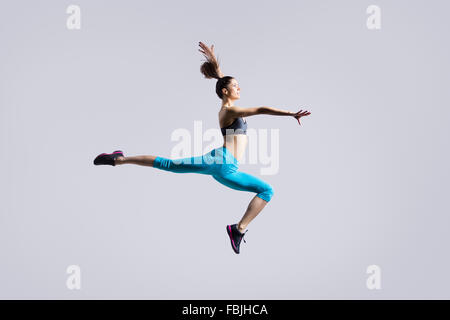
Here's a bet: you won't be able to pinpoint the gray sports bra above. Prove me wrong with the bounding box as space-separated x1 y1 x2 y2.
221 117 247 136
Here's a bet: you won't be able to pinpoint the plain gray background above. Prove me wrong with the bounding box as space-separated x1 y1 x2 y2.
1 0 449 299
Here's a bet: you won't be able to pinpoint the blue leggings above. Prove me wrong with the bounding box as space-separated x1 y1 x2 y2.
153 146 274 202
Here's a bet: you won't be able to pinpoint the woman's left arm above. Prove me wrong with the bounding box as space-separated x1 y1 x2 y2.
258 106 295 116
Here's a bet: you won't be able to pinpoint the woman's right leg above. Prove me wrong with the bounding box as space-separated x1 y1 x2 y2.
213 171 274 232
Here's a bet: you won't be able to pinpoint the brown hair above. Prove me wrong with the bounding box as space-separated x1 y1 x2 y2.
200 57 233 100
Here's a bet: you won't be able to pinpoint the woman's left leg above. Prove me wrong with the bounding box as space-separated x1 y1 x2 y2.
116 152 216 174
115 155 156 167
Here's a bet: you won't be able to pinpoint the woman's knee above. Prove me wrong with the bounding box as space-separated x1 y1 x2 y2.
258 183 274 202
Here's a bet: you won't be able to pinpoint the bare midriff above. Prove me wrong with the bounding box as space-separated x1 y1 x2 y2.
219 106 247 162
223 134 247 162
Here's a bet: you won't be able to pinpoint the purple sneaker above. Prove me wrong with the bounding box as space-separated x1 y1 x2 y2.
93 150 124 166
226 224 248 254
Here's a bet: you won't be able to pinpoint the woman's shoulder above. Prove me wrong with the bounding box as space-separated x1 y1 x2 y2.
219 106 239 128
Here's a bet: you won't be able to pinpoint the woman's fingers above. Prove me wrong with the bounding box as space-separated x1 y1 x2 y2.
293 108 310 126
297 110 311 116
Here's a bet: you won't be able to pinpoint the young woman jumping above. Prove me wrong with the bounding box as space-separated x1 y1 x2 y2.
93 41 311 254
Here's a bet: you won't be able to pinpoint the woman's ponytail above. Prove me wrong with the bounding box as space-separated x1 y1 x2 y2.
200 53 233 99
200 58 222 80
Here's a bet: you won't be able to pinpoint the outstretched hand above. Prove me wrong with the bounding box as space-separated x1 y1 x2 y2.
293 109 311 126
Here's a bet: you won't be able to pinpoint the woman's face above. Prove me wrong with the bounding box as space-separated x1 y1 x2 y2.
224 78 240 100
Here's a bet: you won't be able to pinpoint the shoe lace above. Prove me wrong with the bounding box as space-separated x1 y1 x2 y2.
240 230 248 243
